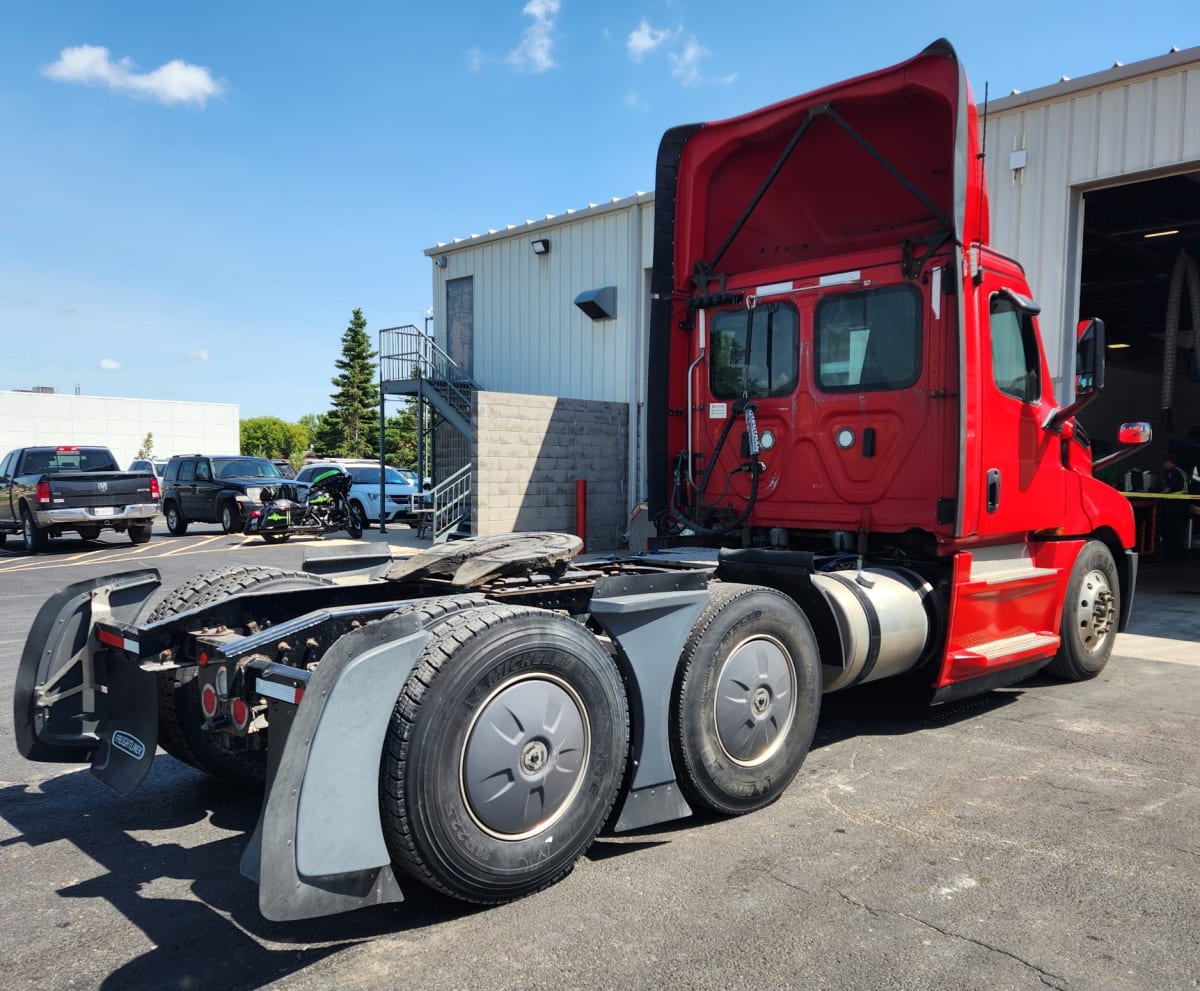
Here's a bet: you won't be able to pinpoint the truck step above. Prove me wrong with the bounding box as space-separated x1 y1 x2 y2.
951 630 1060 663
969 564 1060 585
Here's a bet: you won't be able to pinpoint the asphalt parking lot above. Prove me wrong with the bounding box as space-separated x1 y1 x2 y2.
0 523 1197 991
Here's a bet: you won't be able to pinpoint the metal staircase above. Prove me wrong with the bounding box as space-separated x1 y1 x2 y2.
380 324 476 541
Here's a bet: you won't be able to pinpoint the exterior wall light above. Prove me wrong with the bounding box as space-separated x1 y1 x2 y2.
532 238 550 255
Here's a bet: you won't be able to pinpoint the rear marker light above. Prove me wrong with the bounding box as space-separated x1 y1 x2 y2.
231 698 250 730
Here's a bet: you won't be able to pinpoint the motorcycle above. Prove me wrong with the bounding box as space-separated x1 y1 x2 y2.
243 465 364 543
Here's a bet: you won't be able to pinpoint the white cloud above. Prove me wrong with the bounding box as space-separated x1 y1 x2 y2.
669 37 709 86
99 358 122 372
506 0 560 73
627 20 671 62
42 45 225 107
187 348 209 361
467 46 484 73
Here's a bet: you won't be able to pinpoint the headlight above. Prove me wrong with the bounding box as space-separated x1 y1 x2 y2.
242 486 263 503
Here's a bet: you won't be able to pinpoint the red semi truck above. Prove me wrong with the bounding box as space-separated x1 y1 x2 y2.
14 40 1148 922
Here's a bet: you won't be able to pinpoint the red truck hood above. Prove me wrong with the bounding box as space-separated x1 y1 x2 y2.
665 38 988 286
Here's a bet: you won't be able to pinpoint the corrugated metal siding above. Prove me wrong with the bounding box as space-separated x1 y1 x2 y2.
430 201 651 405
985 56 1200 381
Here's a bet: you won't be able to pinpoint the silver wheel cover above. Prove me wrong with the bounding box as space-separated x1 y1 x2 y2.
713 634 797 767
461 672 590 840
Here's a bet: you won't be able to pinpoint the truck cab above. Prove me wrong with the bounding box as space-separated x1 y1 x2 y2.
648 39 1144 696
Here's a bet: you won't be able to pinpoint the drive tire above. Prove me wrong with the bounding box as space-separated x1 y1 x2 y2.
128 522 153 545
164 501 188 536
350 499 371 529
146 565 333 787
21 506 48 554
670 583 821 816
381 603 628 904
261 531 290 544
1047 540 1120 681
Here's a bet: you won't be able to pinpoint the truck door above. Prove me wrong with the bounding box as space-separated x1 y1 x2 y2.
971 276 1065 538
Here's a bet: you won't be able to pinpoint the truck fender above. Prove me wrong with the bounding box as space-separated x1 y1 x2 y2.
14 570 161 797
588 571 710 832
242 611 429 922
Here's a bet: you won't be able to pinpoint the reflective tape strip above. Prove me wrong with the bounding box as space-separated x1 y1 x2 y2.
256 679 305 706
97 627 138 654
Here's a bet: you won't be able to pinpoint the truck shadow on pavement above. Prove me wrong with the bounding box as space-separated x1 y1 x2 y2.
0 759 481 991
0 685 1030 989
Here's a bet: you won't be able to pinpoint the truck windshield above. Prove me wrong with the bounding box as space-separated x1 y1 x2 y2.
815 285 921 392
709 302 799 399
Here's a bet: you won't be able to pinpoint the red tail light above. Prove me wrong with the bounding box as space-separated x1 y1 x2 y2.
150 476 160 500
231 698 250 731
200 684 219 719
36 481 51 506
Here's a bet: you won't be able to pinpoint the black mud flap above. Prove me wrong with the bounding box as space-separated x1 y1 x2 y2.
14 570 161 795
240 611 429 922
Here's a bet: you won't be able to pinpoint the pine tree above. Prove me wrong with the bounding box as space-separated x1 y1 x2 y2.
326 308 379 458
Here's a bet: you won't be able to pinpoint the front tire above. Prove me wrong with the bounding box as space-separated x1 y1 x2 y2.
670 583 821 816
345 501 364 539
220 501 240 534
1047 540 1119 681
165 501 188 536
381 604 629 903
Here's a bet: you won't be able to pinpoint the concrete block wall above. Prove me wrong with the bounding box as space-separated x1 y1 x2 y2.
472 391 629 551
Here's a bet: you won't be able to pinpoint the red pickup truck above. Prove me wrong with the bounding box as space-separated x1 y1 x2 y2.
0 445 160 553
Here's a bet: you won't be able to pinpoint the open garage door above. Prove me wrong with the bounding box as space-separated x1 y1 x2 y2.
1077 169 1200 478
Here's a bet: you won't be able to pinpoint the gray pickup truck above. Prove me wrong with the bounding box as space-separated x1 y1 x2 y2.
0 446 160 553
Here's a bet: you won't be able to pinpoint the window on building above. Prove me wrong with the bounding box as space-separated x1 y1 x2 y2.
815 285 921 392
709 302 799 399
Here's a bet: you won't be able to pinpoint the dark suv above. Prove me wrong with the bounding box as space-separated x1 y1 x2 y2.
161 454 286 535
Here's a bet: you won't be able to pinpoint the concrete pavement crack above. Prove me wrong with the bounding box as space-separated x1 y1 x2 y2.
837 891 1069 989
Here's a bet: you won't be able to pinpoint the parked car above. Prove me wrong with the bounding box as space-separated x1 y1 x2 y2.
272 459 297 479
160 454 286 535
294 461 425 527
128 457 168 478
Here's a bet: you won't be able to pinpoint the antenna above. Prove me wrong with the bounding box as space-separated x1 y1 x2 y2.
977 81 989 247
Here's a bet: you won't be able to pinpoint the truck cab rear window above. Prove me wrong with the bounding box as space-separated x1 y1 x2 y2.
709 302 799 399
815 285 921 392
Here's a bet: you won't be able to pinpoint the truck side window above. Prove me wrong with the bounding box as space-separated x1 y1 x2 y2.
709 302 799 399
815 284 921 392
990 296 1041 402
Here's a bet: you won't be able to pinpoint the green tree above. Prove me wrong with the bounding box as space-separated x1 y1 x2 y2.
384 401 418 467
324 308 379 458
240 416 291 457
136 432 154 459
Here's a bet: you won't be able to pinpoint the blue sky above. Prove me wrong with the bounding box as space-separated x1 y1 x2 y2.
1 1 1196 422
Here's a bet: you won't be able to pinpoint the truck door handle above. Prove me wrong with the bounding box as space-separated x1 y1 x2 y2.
986 468 1001 513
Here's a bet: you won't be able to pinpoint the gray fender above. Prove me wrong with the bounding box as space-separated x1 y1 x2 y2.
241 611 428 922
589 571 709 832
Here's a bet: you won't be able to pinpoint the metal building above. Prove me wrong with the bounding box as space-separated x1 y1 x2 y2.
985 45 1200 456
